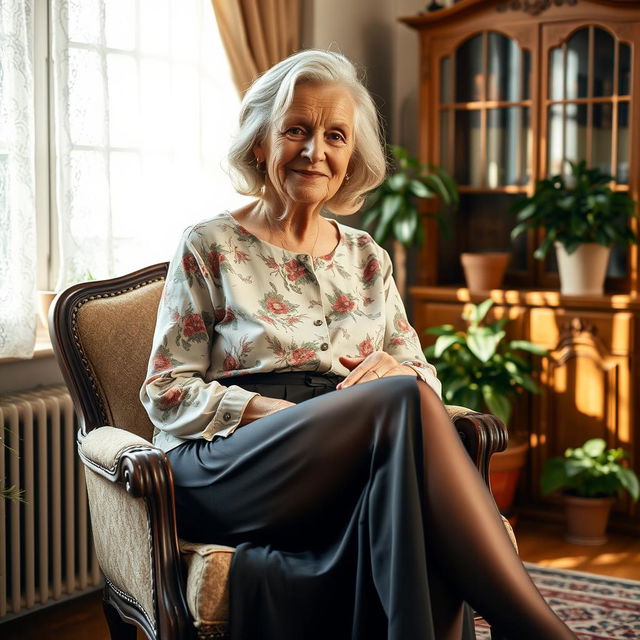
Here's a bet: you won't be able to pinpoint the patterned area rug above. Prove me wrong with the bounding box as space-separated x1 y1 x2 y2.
475 563 640 639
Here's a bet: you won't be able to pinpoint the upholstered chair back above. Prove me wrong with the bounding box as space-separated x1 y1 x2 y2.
50 263 168 439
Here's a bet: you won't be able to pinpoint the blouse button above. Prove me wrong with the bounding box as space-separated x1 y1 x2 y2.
313 319 323 326
320 343 329 351
296 254 306 261
223 412 231 421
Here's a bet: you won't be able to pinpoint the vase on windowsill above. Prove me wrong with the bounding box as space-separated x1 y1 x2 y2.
37 290 57 331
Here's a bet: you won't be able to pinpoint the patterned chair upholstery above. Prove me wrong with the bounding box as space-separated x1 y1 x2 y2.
50 262 514 640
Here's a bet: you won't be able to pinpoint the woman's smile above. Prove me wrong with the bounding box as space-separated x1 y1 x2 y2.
289 169 328 179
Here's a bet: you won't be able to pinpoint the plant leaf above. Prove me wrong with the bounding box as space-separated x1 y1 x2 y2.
387 173 407 191
424 324 455 336
582 438 607 458
445 376 471 397
434 334 464 358
381 193 403 222
409 179 432 198
540 458 568 495
467 328 504 362
468 299 494 326
508 340 548 356
618 467 640 501
362 207 381 229
454 386 483 413
393 213 417 246
482 386 511 426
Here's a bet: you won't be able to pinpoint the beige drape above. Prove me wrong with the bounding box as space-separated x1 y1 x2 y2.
211 0 301 96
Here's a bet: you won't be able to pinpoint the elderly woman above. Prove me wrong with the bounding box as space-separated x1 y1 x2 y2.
141 50 575 640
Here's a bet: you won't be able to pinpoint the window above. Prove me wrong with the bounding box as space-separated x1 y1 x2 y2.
0 0 37 358
45 0 247 288
0 0 244 357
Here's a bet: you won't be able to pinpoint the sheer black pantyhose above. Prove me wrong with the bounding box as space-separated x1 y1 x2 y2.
168 375 576 640
417 381 577 640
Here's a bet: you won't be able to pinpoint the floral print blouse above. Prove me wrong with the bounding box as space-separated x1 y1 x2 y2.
140 211 441 452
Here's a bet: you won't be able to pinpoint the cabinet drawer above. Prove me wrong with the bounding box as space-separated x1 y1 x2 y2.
529 309 633 356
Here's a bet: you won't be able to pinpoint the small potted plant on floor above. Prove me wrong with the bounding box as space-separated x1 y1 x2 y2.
510 160 638 295
362 145 458 298
424 299 547 519
540 438 639 545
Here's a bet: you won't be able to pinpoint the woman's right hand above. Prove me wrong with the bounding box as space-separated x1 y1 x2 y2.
239 395 295 425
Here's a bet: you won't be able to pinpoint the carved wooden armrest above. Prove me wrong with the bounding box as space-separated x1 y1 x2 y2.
445 405 508 484
78 426 194 640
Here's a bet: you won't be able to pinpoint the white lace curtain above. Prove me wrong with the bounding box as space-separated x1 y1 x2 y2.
51 0 245 288
0 0 37 358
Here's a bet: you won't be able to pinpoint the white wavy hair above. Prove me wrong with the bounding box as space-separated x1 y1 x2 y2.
227 49 387 214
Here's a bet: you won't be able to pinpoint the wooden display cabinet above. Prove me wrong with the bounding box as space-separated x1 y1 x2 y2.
401 0 640 531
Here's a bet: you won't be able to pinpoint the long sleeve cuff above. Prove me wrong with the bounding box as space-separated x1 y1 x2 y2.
401 361 442 398
203 385 260 440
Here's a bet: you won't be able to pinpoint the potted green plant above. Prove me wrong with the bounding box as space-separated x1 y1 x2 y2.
362 145 458 297
424 298 547 519
510 160 638 295
541 438 639 545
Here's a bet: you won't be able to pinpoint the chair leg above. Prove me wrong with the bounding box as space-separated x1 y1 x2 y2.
103 599 138 640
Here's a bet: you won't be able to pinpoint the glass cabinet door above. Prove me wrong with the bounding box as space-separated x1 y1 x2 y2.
544 26 632 289
440 32 531 188
438 31 532 286
547 26 630 180
436 24 633 291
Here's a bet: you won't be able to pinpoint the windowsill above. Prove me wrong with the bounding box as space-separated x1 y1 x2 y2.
0 324 54 365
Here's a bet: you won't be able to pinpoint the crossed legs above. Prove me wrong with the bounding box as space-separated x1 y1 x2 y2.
417 380 576 640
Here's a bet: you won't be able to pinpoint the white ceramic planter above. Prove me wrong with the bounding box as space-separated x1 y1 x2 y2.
555 242 611 296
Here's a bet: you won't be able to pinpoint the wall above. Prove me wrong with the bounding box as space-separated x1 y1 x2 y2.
0 321 64 395
0 352 63 395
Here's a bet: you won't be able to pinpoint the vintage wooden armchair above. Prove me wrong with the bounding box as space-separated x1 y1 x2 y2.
49 262 513 640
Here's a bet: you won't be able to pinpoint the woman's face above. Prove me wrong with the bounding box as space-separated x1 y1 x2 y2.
254 82 356 209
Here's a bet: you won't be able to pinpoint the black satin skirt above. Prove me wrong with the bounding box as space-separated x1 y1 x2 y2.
166 373 476 640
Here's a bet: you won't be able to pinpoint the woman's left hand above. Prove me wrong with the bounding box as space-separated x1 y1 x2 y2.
336 352 418 390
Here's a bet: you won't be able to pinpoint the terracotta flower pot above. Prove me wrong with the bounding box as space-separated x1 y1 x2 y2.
489 436 529 523
460 252 510 294
563 494 614 545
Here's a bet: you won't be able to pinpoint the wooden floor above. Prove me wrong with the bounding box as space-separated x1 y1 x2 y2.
2 518 640 640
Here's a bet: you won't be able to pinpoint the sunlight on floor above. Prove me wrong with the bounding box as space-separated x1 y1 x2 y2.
516 519 640 580
537 556 590 570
